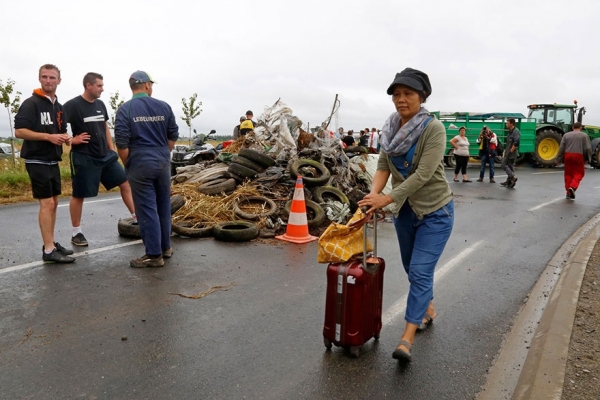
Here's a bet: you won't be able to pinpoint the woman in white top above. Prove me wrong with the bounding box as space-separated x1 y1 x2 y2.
450 126 471 182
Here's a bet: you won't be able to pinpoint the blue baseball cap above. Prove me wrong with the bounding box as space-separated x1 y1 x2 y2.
129 70 156 84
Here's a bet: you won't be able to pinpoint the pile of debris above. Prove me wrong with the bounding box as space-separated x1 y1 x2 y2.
169 99 386 242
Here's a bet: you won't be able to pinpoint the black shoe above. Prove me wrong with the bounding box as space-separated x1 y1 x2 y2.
54 242 73 255
500 180 509 186
509 177 518 188
71 233 88 247
569 188 576 199
43 248 75 263
490 178 496 183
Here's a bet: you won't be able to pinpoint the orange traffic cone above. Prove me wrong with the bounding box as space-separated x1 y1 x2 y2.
276 176 318 244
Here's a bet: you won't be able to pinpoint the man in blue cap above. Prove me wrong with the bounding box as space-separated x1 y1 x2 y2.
114 71 179 268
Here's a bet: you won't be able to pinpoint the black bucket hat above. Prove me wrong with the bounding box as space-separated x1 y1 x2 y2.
386 68 432 98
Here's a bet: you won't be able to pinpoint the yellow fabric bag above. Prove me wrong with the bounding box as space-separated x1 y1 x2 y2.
317 208 373 263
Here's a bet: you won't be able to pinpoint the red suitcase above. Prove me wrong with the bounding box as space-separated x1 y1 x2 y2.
323 212 385 357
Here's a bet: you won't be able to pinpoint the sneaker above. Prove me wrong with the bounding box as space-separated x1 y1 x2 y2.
130 255 164 268
569 187 576 199
71 233 88 247
490 178 496 183
509 177 518 188
42 247 75 263
477 178 483 182
54 242 74 255
162 248 173 258
500 180 509 186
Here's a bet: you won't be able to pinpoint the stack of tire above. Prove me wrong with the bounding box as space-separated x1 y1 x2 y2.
196 164 236 196
227 149 276 181
216 149 278 241
283 159 351 230
171 149 279 243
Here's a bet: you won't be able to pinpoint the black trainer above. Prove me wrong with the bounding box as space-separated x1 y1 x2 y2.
569 187 576 199
71 233 88 247
43 247 75 263
509 176 518 188
54 242 74 255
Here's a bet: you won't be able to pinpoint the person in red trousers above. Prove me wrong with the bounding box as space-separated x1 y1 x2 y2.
556 122 591 200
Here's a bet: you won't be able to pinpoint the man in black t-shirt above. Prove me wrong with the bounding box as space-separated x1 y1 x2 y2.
15 64 75 263
63 72 136 247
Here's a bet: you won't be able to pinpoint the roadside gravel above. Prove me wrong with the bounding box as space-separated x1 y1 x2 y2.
562 239 600 399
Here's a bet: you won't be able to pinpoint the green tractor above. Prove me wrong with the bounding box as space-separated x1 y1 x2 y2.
527 102 600 167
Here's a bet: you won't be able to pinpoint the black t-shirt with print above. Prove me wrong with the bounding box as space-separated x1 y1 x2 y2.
64 96 110 157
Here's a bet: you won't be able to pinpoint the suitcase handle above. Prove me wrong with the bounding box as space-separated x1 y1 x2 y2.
354 208 384 273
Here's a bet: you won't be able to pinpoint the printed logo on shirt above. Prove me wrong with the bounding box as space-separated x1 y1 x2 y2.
83 115 106 123
133 116 165 123
40 112 53 125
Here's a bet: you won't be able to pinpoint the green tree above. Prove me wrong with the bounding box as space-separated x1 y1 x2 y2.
181 93 202 144
0 78 22 166
107 91 125 131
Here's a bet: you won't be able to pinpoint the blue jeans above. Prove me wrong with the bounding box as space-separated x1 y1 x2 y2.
393 199 454 325
479 152 495 179
126 148 172 256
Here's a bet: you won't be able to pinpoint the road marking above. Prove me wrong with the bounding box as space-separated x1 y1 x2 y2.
528 197 565 211
57 196 120 208
531 171 562 175
381 240 483 326
0 240 142 275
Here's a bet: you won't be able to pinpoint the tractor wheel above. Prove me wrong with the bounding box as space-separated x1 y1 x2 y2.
589 138 600 168
534 130 562 167
444 149 456 168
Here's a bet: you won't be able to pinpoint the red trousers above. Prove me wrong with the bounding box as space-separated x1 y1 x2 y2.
563 153 585 191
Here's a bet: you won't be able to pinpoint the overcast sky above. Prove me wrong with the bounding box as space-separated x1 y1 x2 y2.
2 0 600 140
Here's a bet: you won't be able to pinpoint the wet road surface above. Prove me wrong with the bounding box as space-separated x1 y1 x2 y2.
1 165 600 399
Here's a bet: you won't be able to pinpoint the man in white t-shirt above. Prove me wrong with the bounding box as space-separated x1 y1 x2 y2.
368 127 379 153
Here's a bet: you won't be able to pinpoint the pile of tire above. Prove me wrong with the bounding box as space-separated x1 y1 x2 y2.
196 164 236 196
227 149 276 182
282 158 352 229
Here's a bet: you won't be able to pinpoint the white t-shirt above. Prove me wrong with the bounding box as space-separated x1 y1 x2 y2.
452 135 470 156
369 131 379 149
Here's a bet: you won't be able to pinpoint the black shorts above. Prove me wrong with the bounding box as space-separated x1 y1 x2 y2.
70 151 127 198
25 163 61 199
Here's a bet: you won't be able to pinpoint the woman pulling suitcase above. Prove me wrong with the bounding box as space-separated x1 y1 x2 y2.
358 68 454 362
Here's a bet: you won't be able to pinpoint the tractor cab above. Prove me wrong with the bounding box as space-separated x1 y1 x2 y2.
527 102 583 134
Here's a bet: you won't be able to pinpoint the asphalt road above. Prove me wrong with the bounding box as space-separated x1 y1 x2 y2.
1 164 600 399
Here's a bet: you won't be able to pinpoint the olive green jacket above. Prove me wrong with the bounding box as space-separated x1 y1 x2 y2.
377 117 453 219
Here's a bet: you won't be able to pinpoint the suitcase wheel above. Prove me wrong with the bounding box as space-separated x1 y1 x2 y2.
349 346 360 357
323 337 332 350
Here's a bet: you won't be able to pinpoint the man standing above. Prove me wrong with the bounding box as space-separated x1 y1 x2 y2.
14 64 74 263
64 72 136 246
233 116 246 139
500 118 520 188
476 126 497 183
556 122 591 199
359 130 369 147
245 110 257 127
341 130 356 147
115 71 179 268
368 127 379 153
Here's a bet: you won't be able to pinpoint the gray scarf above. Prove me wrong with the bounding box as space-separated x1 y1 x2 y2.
380 107 430 156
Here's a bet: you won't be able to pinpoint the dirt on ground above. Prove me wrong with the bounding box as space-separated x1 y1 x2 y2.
562 239 600 399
